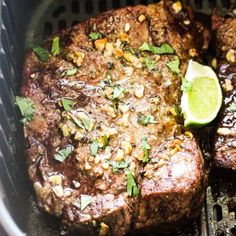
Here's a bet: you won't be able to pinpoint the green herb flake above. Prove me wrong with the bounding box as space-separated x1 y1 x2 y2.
173 105 181 116
143 58 156 71
181 78 192 92
82 118 91 131
126 171 140 197
167 57 180 74
51 36 60 56
88 32 102 41
32 46 49 62
141 137 151 163
226 102 236 112
54 145 74 162
80 195 92 211
90 139 99 156
61 68 78 77
103 135 109 149
139 42 174 55
113 86 125 99
15 96 35 123
140 115 157 126
106 160 128 172
61 98 73 111
70 114 84 129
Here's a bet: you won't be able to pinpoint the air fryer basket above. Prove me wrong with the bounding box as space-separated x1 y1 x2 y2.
0 0 236 235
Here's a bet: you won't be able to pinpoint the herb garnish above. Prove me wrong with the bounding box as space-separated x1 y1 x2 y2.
126 171 140 197
102 135 109 149
141 137 151 163
139 115 157 126
167 57 180 74
106 160 128 172
80 195 92 211
54 145 74 162
61 68 78 77
181 78 192 92
81 118 91 131
143 58 156 71
15 96 35 123
113 86 125 100
51 36 60 56
90 139 99 156
61 98 73 111
226 102 236 112
139 42 174 55
32 46 49 62
88 32 102 41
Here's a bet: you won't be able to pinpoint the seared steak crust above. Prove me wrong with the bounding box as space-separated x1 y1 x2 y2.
22 1 208 235
212 16 236 170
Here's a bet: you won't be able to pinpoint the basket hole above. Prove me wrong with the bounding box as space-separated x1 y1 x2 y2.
85 0 94 14
213 204 223 222
98 0 107 12
71 0 80 14
58 20 67 31
126 0 135 6
194 0 203 9
52 5 66 18
231 227 236 234
72 20 79 26
43 22 53 38
208 0 217 8
112 0 121 9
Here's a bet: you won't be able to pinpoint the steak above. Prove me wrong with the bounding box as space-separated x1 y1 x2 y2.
21 1 208 235
212 15 236 170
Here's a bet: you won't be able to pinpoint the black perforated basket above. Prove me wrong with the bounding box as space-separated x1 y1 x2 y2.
0 0 236 235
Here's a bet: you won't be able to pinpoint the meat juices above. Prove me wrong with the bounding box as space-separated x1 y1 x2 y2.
22 1 208 235
212 15 236 170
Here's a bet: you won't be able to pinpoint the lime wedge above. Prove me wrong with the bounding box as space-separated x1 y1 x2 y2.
181 60 223 128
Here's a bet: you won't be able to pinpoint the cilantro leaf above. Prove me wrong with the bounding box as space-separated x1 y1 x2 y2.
80 195 92 211
103 135 109 149
54 145 74 162
90 139 99 156
70 114 84 129
167 57 180 74
61 68 78 77
81 118 91 131
15 96 35 123
139 42 174 55
32 46 49 62
226 102 236 112
181 78 192 92
61 98 73 111
106 160 128 172
51 36 60 56
113 86 125 100
143 58 156 71
88 32 102 41
141 137 151 163
126 171 140 197
139 115 157 125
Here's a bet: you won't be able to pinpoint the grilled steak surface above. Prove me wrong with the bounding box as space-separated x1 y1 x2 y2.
22 2 208 235
212 15 236 170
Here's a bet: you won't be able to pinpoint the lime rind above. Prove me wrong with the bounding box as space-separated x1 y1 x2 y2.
181 60 223 128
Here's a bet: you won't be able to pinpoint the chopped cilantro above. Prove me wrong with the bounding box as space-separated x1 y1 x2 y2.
80 195 92 211
173 105 181 116
61 98 73 111
81 118 91 131
15 96 35 123
167 57 180 74
226 102 236 112
113 86 125 100
32 46 49 62
126 171 140 197
139 115 157 125
61 68 78 77
143 58 156 71
54 145 74 162
141 137 151 163
88 32 102 41
90 139 99 156
70 114 84 129
51 36 60 56
181 78 192 92
103 135 109 149
106 160 128 172
139 42 174 55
